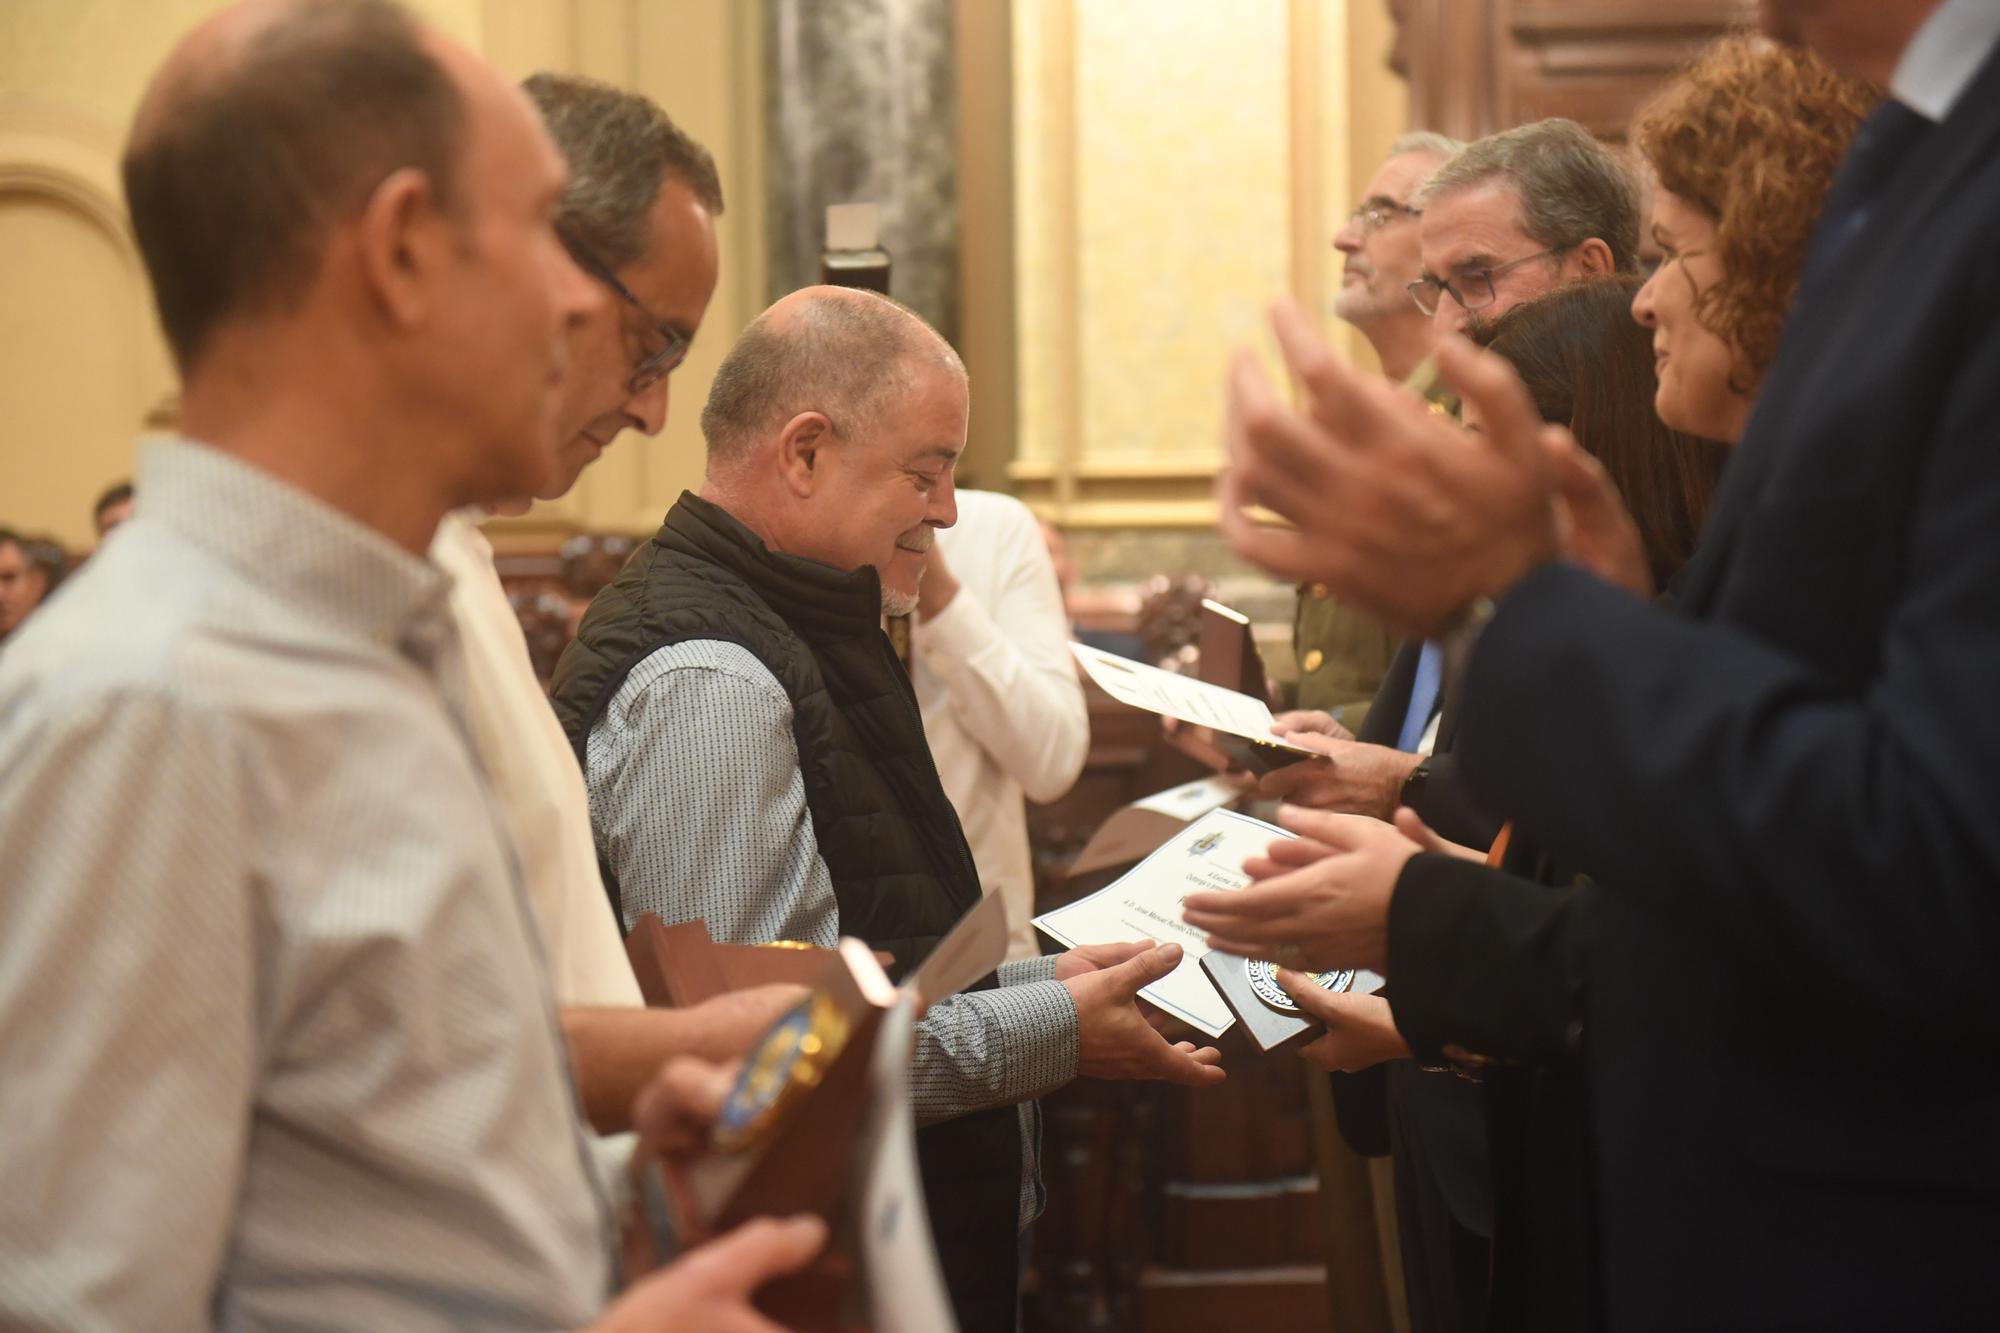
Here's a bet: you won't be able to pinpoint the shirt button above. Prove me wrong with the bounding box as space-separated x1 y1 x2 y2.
1302 649 1324 672
1310 583 1330 600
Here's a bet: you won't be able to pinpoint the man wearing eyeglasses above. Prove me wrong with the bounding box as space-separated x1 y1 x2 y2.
1407 117 1638 338
428 73 812 1141
1254 117 1638 1333
1283 132 1467 727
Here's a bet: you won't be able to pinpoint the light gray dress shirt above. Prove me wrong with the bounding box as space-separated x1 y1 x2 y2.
0 440 611 1331
586 638 1082 1227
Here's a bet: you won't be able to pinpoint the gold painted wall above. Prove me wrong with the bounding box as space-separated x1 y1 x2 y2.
1007 0 1371 529
0 0 762 550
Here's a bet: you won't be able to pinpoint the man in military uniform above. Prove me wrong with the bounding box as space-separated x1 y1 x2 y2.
1293 132 1461 722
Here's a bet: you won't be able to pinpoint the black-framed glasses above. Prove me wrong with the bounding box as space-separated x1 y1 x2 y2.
558 227 689 395
1406 245 1570 316
1347 198 1421 234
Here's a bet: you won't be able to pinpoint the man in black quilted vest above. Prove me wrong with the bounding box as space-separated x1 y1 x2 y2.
549 284 1225 1332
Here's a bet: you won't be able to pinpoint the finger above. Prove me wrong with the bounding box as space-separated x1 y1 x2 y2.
1229 350 1329 498
1274 803 1376 847
1268 300 1374 442
1272 299 1423 450
1198 933 1270 960
1186 876 1333 936
1182 879 1310 921
1087 940 1157 968
677 1214 828 1297
1156 1035 1230 1086
1276 967 1352 1020
1103 942 1184 996
1261 835 1340 866
1391 805 1445 852
1276 730 1344 757
1254 763 1323 800
1218 466 1326 584
1432 335 1551 474
633 1057 737 1157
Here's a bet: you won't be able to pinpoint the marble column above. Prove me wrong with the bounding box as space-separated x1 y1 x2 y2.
764 0 959 344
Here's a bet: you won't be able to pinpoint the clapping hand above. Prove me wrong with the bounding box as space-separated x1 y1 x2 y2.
1218 305 1563 638
1180 805 1421 974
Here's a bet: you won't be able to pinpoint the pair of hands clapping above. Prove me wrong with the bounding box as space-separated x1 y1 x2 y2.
1181 802 1482 1075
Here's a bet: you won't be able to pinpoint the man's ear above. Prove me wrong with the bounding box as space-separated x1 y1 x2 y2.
1572 236 1616 278
352 166 450 332
776 411 834 497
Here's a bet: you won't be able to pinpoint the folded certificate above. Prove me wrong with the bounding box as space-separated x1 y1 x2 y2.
1070 641 1315 774
1035 807 1290 1038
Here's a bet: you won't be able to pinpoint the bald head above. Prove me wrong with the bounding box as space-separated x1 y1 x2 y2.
700 286 965 466
123 0 473 369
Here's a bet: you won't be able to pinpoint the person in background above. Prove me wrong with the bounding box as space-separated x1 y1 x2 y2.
0 530 48 648
913 489 1089 962
429 70 812 1131
0 1 820 1324
93 481 137 539
1293 131 1463 721
1213 6 1965 1321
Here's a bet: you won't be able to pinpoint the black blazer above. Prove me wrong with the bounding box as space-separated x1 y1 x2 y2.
1330 639 1501 1238
1452 47 2000 1332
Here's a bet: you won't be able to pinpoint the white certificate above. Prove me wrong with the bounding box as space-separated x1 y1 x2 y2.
1071 642 1302 751
1035 807 1291 1038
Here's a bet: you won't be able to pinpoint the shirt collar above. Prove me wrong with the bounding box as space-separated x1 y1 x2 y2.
1891 0 2000 122
136 436 454 653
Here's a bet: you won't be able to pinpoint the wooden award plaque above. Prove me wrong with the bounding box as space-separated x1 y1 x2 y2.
625 939 898 1331
623 914 836 1008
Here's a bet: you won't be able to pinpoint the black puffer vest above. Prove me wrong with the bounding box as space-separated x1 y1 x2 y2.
550 492 1024 1331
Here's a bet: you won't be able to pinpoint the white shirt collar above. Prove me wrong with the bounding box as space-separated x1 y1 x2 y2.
1891 0 2000 122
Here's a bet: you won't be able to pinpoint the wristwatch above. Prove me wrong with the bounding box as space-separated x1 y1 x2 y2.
1398 755 1431 813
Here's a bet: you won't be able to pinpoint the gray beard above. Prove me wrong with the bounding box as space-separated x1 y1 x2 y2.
881 586 919 617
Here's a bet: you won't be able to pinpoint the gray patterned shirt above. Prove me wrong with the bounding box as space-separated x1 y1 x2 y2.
0 440 612 1331
586 639 1082 1228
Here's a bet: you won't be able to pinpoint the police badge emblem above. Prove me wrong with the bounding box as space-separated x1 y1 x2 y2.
1245 956 1354 1012
711 989 852 1153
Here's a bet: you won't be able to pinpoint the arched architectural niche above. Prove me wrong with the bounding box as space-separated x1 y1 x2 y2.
0 123 173 549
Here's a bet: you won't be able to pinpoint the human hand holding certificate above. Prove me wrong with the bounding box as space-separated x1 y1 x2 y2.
1036 808 1286 1037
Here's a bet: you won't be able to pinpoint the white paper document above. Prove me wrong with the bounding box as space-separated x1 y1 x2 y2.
1035 807 1292 1038
1070 642 1301 751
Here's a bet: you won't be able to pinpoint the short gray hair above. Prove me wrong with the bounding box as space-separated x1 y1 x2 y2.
701 288 964 462
521 72 723 270
1415 118 1640 273
1387 130 1464 162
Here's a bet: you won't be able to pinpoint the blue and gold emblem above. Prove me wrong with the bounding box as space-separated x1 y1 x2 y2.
1246 957 1354 1012
711 990 850 1153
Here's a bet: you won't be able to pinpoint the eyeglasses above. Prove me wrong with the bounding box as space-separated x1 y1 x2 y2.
558 227 690 396
1406 245 1571 316
1347 199 1422 234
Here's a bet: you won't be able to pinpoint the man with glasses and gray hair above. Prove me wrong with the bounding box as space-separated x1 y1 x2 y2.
1284 130 1467 721
1253 116 1638 1333
1408 116 1639 338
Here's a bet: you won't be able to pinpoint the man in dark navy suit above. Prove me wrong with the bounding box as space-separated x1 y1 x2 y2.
1213 1 2000 1328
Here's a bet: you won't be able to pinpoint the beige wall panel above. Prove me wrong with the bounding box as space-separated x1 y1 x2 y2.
1011 0 1357 526
0 0 516 543
0 189 155 547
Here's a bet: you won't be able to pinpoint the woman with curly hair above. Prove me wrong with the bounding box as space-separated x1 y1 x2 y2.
1631 34 1877 444
1186 34 1875 1333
